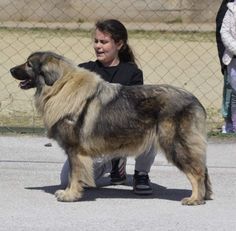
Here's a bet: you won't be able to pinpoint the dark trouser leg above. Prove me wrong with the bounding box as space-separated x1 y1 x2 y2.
231 92 236 132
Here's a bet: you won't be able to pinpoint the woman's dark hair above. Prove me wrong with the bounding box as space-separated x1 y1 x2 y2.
95 19 137 65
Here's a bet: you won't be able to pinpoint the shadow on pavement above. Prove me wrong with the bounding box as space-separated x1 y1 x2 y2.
25 175 191 202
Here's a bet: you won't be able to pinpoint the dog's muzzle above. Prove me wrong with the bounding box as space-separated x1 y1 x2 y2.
10 67 35 89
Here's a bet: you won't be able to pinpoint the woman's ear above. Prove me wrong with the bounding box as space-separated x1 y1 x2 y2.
117 40 124 50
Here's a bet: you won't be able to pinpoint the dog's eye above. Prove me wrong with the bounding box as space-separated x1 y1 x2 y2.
26 61 33 68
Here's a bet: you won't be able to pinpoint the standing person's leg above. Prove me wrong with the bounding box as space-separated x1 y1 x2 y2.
222 69 233 133
231 92 236 132
227 59 236 132
133 144 157 195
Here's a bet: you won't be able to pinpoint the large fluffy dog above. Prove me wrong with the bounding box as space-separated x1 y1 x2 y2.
10 51 212 205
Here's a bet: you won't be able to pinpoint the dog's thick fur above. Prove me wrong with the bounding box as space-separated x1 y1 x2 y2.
10 51 213 205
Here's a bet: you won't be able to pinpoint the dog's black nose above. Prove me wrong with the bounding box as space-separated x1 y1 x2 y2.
10 68 15 75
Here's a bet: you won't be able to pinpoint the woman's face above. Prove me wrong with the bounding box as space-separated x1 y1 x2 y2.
93 29 123 67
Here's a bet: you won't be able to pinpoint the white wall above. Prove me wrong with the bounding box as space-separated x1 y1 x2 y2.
0 0 220 23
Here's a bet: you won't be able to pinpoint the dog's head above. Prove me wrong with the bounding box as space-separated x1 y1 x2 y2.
10 51 73 90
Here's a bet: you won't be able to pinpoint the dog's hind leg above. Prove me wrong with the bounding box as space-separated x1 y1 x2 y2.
204 167 213 200
55 151 95 202
161 141 208 205
181 169 206 205
182 166 213 205
158 119 212 205
179 117 213 205
167 148 207 205
181 166 213 205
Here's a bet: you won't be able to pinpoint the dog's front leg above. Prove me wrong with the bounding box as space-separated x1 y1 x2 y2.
55 151 95 202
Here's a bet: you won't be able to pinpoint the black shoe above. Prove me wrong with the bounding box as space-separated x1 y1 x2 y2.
133 170 153 195
110 158 127 185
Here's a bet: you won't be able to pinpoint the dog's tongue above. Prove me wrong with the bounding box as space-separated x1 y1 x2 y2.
19 80 30 89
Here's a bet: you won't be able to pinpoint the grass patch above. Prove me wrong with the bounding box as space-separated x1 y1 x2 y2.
0 126 45 135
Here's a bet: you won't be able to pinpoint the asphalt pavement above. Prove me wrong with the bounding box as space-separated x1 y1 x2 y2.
0 135 236 231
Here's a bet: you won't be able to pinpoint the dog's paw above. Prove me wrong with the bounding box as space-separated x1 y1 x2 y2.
181 197 206 206
55 189 82 202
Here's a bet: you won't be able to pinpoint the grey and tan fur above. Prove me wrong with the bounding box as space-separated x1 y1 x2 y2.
10 51 213 205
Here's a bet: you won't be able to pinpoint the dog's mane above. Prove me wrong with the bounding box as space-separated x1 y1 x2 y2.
35 62 103 130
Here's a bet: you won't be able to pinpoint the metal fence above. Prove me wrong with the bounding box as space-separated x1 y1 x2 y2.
0 0 223 133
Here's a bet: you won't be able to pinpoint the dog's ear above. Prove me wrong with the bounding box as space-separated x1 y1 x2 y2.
40 55 63 86
42 68 61 86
